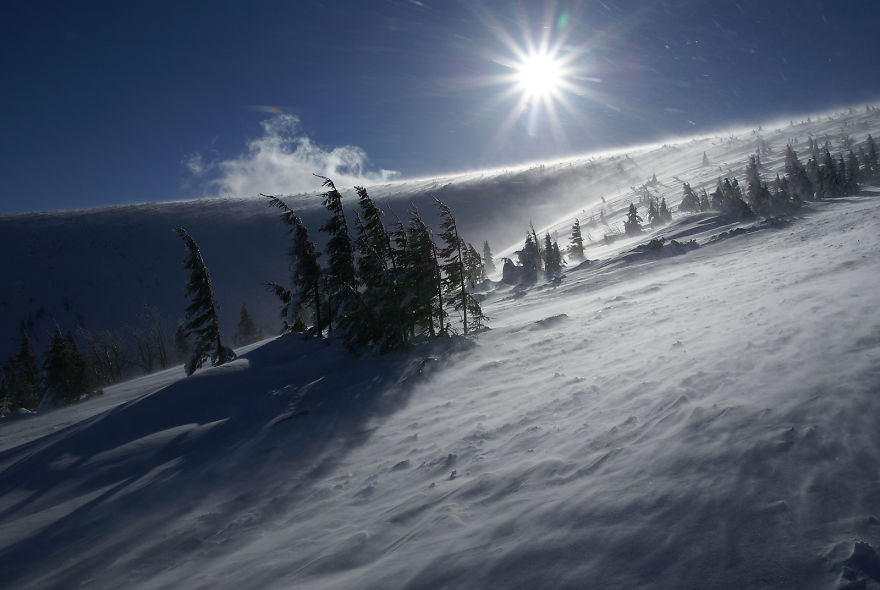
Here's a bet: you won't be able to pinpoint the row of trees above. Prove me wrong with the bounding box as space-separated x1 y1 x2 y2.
0 296 263 415
681 135 878 217
263 177 489 354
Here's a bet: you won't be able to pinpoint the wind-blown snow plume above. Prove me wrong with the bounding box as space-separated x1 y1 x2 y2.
190 114 398 197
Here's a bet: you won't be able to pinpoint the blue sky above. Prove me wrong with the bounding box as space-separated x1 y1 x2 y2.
2 0 879 213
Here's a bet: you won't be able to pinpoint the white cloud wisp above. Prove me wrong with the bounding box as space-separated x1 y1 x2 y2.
190 115 398 197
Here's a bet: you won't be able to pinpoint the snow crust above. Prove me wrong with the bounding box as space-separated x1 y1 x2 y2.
2 108 880 588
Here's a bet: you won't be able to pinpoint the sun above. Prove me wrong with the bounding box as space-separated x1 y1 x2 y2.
515 52 563 99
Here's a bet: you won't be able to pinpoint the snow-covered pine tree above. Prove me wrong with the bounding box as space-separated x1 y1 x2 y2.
659 198 672 223
699 188 710 212
822 145 843 198
315 175 359 339
745 154 772 214
265 194 324 336
702 151 710 167
435 197 486 335
401 206 445 338
680 183 701 213
624 203 643 236
482 241 496 275
568 218 585 260
517 232 542 283
543 233 564 280
174 227 235 376
351 186 406 351
463 242 486 288
784 145 814 202
718 178 754 218
647 198 660 226
845 150 862 195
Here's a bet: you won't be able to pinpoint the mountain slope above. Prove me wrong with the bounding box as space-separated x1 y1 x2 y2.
2 106 878 364
1 185 879 588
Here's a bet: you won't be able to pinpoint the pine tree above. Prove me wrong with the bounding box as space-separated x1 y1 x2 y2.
435 198 486 335
401 207 445 338
659 198 672 223
701 151 710 167
517 232 542 283
822 145 843 198
784 144 814 202
351 186 406 351
845 150 862 195
568 218 585 260
265 194 324 336
0 363 12 416
316 175 358 338
699 189 710 212
624 203 643 235
680 183 701 213
463 242 486 288
174 228 235 376
745 154 772 214
5 327 42 410
234 303 259 346
647 198 660 226
543 233 564 280
43 326 87 405
482 241 496 275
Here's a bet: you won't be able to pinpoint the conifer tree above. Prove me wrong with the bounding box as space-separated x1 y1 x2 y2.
844 150 861 195
174 228 235 376
351 186 407 351
822 146 843 198
647 199 660 226
680 183 701 213
42 326 87 405
315 175 358 338
701 151 710 167
784 145 814 202
234 303 260 346
463 242 486 288
435 198 486 335
624 203 643 235
482 241 496 275
745 154 772 214
699 188 710 212
265 194 324 335
0 365 12 416
659 197 672 223
4 327 42 410
568 218 585 260
401 207 445 338
543 233 564 280
517 232 542 283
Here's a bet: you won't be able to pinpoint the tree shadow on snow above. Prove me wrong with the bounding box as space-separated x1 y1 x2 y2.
0 333 463 588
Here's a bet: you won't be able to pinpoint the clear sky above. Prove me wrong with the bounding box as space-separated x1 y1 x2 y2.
2 0 879 213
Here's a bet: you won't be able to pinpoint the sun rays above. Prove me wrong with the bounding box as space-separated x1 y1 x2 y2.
469 3 601 156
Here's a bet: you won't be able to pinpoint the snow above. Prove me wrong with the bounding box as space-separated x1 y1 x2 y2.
2 107 880 588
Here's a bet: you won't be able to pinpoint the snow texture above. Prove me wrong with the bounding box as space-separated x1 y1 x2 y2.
1 107 880 589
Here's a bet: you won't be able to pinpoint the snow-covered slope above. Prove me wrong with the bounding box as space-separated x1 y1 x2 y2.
2 107 880 589
3 106 879 362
